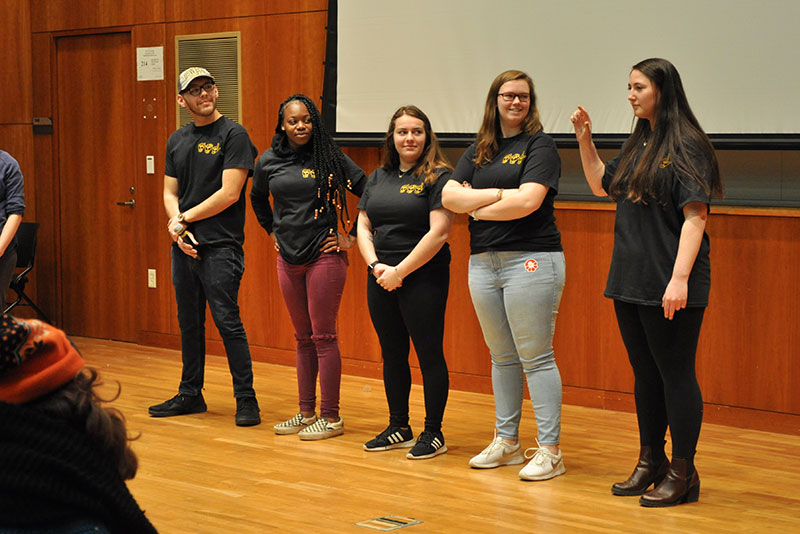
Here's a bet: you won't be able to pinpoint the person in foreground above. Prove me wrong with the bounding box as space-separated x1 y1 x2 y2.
357 105 454 459
251 94 365 440
442 70 566 481
0 314 158 533
149 67 261 427
570 57 722 507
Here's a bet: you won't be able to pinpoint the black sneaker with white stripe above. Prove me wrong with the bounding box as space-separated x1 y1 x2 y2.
406 431 447 460
364 425 415 451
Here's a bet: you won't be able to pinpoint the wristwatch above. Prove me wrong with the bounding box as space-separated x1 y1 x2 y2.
368 260 380 273
172 223 186 235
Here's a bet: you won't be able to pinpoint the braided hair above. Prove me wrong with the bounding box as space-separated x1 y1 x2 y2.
273 94 353 233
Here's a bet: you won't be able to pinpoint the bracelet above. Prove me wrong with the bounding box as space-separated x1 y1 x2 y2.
496 188 504 201
178 212 187 223
368 260 379 273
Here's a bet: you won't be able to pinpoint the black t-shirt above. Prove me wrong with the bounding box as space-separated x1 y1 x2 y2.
250 147 366 265
450 131 562 254
602 143 712 306
357 167 450 265
165 116 258 250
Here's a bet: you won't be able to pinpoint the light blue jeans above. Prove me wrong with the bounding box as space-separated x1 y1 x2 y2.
468 250 566 445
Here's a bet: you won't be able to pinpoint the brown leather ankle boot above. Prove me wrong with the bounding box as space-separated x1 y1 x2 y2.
611 445 670 496
639 457 700 507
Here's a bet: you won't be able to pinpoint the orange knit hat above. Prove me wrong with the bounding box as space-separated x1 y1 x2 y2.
0 314 84 404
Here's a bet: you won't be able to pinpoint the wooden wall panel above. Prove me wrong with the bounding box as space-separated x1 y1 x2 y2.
164 0 326 23
554 207 632 393
2 0 32 124
29 32 57 321
698 213 800 414
30 0 164 32
441 216 492 377
133 24 173 339
337 147 382 364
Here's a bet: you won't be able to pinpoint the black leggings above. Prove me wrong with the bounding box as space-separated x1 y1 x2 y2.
367 257 450 433
614 300 705 461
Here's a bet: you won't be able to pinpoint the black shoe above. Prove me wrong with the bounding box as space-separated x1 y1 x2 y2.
235 396 261 427
406 431 447 460
364 425 415 451
149 393 207 417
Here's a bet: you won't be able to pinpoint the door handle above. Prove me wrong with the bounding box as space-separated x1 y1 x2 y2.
116 199 135 208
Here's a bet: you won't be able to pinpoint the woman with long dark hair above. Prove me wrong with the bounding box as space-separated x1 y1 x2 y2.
570 58 722 506
250 94 365 441
357 105 454 459
442 70 566 481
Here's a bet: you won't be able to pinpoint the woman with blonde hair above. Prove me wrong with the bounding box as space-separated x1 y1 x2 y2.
442 70 566 480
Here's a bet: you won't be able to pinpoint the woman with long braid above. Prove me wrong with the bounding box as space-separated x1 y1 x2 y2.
251 94 365 440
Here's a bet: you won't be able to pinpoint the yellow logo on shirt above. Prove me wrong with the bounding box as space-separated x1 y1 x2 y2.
400 184 424 194
659 155 672 168
197 142 221 154
502 152 527 165
301 168 316 179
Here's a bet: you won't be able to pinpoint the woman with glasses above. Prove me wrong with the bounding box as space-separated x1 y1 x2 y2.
357 105 454 460
250 94 365 441
570 58 721 506
441 70 566 481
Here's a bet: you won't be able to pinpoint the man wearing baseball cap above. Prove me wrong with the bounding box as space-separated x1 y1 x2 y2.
149 66 261 426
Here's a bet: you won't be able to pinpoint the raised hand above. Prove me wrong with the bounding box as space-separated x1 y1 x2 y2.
570 105 593 143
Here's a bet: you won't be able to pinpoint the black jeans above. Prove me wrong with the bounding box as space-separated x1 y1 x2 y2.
367 252 450 433
171 245 255 398
614 300 705 460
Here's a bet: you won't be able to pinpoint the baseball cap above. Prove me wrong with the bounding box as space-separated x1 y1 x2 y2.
177 67 215 93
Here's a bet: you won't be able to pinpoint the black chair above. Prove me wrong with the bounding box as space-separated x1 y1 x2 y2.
4 222 50 323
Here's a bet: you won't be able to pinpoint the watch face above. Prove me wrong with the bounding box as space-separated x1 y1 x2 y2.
173 224 185 234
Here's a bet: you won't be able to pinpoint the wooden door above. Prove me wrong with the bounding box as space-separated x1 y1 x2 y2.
56 32 139 341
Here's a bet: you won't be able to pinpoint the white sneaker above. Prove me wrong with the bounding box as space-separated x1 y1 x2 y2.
468 432 524 468
518 442 565 481
298 417 344 440
273 413 317 435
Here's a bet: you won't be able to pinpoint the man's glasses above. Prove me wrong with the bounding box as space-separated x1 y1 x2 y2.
498 92 530 102
183 82 215 97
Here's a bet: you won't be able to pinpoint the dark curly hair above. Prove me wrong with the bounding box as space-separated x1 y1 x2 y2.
273 94 353 232
26 367 139 480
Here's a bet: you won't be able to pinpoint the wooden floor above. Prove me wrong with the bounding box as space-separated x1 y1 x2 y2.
77 338 800 534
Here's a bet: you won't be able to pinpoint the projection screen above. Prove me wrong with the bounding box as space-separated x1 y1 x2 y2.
335 0 800 138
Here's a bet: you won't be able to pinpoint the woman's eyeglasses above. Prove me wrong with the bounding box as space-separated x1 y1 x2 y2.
498 92 530 102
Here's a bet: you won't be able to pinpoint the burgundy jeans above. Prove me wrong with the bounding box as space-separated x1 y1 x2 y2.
276 251 348 420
